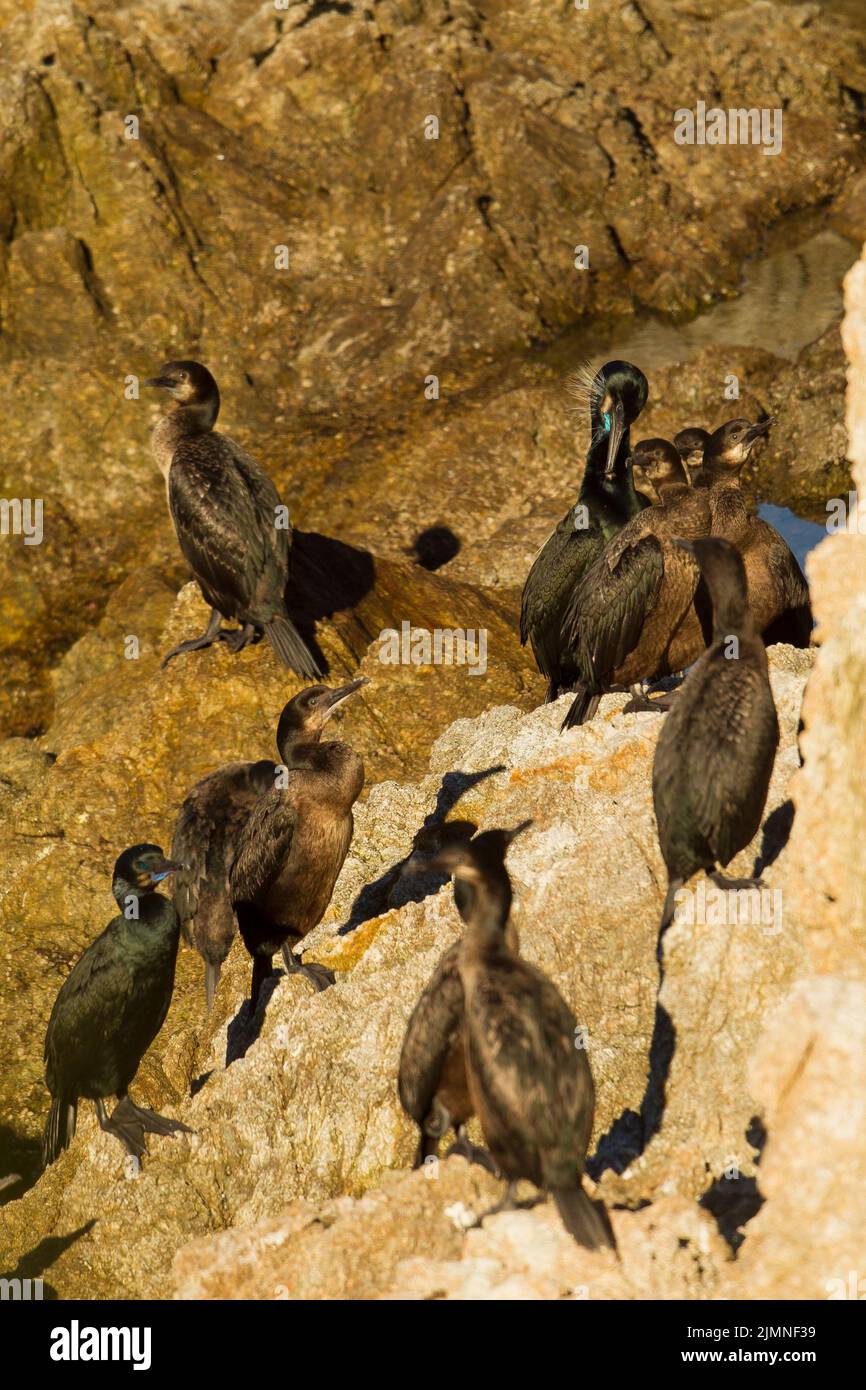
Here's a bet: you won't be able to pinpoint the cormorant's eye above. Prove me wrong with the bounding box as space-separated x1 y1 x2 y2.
178 371 188 382
731 431 741 441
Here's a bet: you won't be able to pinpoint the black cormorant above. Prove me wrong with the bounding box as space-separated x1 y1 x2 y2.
652 537 779 943
230 679 367 1006
42 845 192 1167
145 360 321 676
520 361 649 703
414 824 616 1250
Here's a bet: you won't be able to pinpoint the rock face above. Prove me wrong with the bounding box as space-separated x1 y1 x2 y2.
1 0 865 731
0 645 821 1297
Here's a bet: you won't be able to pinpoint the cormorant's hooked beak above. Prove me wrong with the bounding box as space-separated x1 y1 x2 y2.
149 857 185 883
505 819 533 843
744 416 774 444
144 375 173 390
604 401 626 478
321 676 369 721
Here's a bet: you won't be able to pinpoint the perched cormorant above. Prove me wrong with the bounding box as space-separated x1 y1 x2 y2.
42 845 192 1167
520 361 649 703
410 824 615 1250
653 537 779 942
398 824 521 1173
559 420 772 728
673 426 710 479
172 759 279 1011
704 490 812 648
230 679 368 1006
630 437 692 507
145 360 320 676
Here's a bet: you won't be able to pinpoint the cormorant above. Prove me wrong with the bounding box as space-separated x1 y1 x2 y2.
172 758 279 1011
652 537 779 943
412 824 616 1250
559 419 772 728
230 679 368 1006
704 489 812 648
42 845 192 1167
398 823 519 1174
630 437 692 507
673 426 710 479
145 360 321 676
520 361 649 703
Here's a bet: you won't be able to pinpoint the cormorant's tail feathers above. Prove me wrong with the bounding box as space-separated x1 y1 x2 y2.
265 616 322 679
560 686 600 730
552 1185 616 1251
42 1096 77 1169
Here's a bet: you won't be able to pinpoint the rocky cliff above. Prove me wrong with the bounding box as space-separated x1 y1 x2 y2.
2 0 866 1300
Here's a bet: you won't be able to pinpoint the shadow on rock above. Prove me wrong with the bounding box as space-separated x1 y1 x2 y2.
404 526 461 571
1 1221 96 1296
338 765 506 935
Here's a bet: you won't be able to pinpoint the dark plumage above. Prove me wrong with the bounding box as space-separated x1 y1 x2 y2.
652 538 780 941
560 420 772 728
230 679 367 1006
172 758 279 1010
707 490 812 648
520 361 649 703
42 845 192 1167
398 823 516 1174
408 825 615 1251
146 360 320 676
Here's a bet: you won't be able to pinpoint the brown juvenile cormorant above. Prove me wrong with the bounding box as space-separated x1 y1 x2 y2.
674 426 709 479
172 758 279 1011
705 492 812 648
653 537 779 942
410 824 615 1250
630 437 692 507
42 845 192 1167
520 361 649 703
398 824 523 1173
560 420 772 727
145 360 320 676
230 679 367 1006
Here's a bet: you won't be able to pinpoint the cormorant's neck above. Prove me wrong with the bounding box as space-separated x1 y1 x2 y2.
581 416 642 509
277 729 323 768
169 399 219 434
710 587 755 643
463 872 512 938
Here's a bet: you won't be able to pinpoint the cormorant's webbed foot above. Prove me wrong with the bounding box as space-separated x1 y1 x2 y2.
161 607 224 668
218 622 257 654
447 1127 501 1176
710 871 767 892
113 1095 194 1141
623 684 676 715
281 944 336 992
95 1096 145 1159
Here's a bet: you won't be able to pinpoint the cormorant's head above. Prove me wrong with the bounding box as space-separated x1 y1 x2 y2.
144 360 219 410
276 678 369 755
593 361 649 478
409 820 532 883
112 844 183 903
629 438 690 505
673 427 710 470
703 417 773 473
